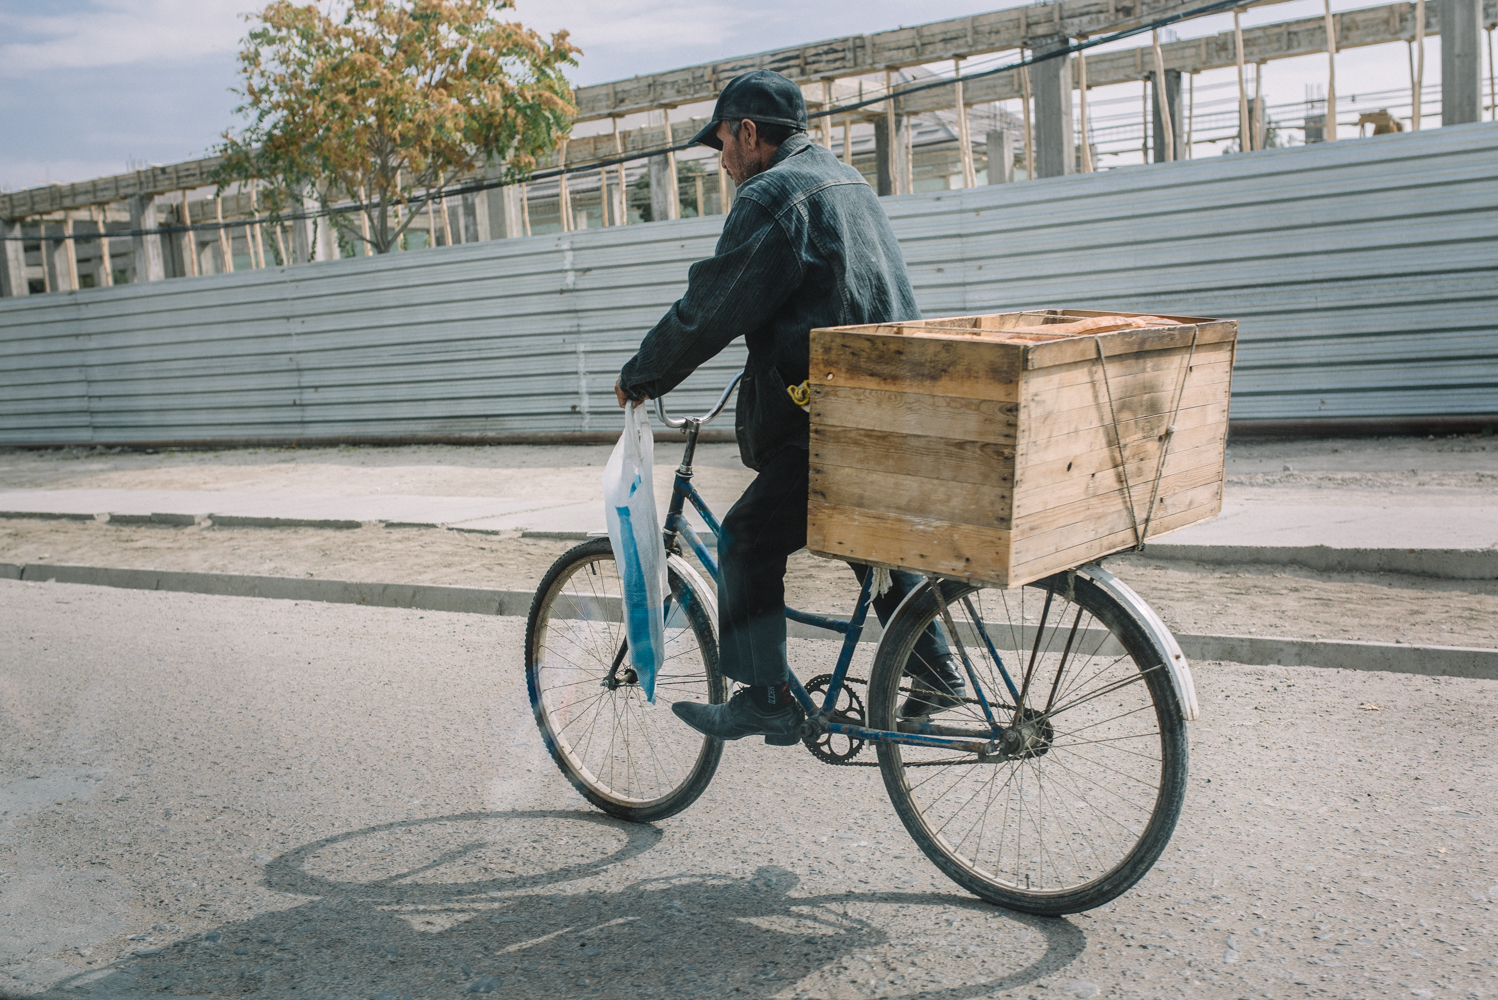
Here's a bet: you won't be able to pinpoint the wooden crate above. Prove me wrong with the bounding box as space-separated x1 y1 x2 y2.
806 309 1238 588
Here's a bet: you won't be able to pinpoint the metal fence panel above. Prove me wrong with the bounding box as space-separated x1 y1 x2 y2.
1 123 1495 445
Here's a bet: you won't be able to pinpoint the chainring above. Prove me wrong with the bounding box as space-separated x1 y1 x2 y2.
801 673 869 765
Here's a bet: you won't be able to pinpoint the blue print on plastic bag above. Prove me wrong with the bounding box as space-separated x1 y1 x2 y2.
603 401 666 704
614 486 661 700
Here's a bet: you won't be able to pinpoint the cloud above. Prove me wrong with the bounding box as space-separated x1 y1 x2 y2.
0 0 249 77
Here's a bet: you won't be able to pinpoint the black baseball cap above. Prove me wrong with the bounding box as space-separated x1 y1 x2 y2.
690 69 808 150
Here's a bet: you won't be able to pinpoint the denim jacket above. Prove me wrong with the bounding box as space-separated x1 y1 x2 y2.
618 133 920 470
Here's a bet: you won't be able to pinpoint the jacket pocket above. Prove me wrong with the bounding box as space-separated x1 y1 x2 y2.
735 364 809 471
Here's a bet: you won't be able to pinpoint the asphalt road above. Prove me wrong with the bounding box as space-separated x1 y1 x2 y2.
2 579 1495 1000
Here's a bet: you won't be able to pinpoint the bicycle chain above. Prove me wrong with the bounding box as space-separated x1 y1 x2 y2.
800 676 997 768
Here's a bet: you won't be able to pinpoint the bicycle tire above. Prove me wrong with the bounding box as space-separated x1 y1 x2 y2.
525 537 725 823
868 573 1188 915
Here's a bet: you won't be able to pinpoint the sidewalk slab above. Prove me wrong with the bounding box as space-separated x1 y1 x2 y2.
0 489 577 530
1157 501 1498 550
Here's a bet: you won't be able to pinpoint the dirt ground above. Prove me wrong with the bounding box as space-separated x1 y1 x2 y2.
1 435 1495 648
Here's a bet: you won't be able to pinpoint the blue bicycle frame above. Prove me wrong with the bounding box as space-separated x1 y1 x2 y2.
655 381 1022 758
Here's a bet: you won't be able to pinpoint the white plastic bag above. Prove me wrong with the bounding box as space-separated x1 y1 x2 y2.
602 401 668 702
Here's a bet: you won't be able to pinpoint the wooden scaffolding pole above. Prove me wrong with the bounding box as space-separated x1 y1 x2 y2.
1019 55 1034 180
1077 42 1094 172
215 196 234 272
1141 78 1149 160
1323 0 1339 140
1412 0 1426 128
1254 62 1266 150
954 58 977 187
179 191 197 276
1187 72 1196 157
249 184 265 268
1152 29 1175 160
661 107 680 220
356 184 373 253
885 70 900 195
612 119 628 225
91 205 113 286
557 139 572 231
1234 10 1251 151
599 161 611 226
822 80 835 149
842 115 853 166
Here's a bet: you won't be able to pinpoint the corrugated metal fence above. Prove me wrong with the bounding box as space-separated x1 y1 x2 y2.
3 122 1495 446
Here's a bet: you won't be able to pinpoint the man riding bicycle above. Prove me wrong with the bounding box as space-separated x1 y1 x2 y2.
614 70 964 745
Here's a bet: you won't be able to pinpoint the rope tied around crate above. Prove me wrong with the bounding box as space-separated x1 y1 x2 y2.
1094 327 1201 551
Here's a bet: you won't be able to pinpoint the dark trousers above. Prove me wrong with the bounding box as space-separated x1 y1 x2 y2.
716 446 951 686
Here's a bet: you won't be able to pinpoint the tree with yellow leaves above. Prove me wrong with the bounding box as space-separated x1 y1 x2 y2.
217 0 578 254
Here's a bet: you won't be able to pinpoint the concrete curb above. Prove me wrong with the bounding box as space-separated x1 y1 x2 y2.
4 561 1495 680
1141 543 1498 580
0 562 531 616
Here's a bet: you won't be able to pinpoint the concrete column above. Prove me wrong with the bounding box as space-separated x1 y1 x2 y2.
127 195 165 282
290 216 313 264
648 155 676 222
986 129 1015 184
1441 0 1484 124
1031 36 1076 178
1151 70 1185 162
463 192 491 243
48 226 74 292
493 185 525 239
313 217 339 260
2 220 28 297
873 115 909 196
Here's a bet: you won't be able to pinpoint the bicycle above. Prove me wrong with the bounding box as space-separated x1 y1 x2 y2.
525 371 1199 915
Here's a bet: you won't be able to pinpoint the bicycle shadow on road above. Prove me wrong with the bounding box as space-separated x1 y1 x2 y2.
30 809 1084 1000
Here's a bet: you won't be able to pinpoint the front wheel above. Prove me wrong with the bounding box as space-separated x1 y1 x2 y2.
869 572 1188 915
525 537 725 823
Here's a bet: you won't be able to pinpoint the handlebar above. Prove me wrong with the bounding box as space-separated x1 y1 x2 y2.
654 369 744 430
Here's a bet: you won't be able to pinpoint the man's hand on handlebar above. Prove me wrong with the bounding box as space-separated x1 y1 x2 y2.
614 379 650 409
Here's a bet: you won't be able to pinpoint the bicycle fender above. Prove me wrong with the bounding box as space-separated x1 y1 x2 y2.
1078 564 1200 722
667 553 718 634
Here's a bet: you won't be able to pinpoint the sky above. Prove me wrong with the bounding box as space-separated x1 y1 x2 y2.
0 0 1461 192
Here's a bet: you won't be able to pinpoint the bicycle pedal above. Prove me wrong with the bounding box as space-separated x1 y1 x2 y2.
763 730 803 747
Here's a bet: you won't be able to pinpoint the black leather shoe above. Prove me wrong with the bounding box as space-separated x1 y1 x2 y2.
901 656 968 718
672 689 805 745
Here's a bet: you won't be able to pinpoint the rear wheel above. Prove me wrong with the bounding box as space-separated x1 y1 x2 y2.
525 538 725 822
869 573 1188 914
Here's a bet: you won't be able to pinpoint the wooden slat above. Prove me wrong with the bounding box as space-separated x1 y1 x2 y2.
1023 321 1238 370
810 425 1014 486
1006 495 1225 586
1012 462 1225 540
810 461 1011 529
807 500 1011 582
1018 342 1235 397
813 329 1023 403
813 384 1017 445
1017 399 1230 468
1012 436 1224 517
1009 479 1224 564
1021 377 1231 442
